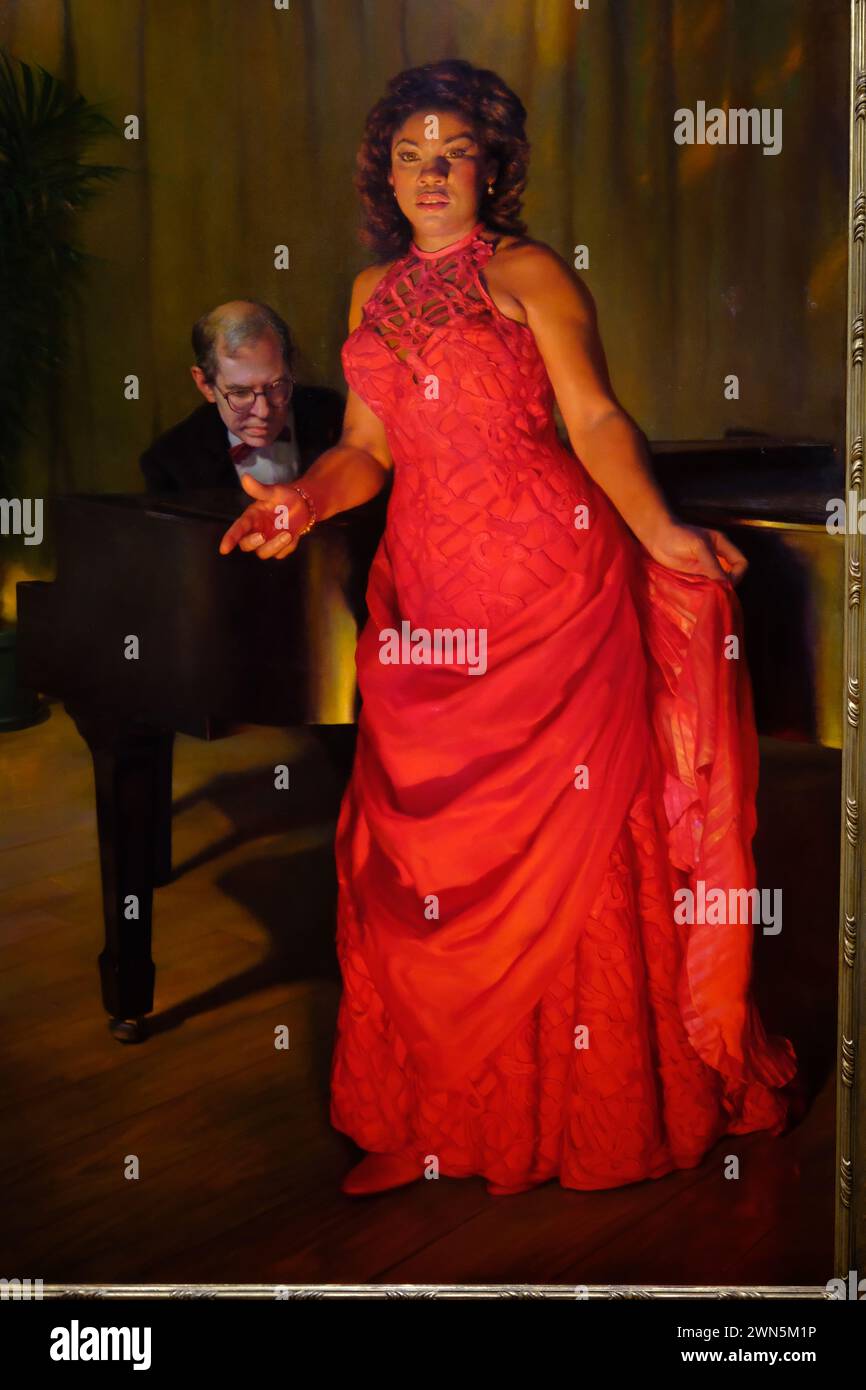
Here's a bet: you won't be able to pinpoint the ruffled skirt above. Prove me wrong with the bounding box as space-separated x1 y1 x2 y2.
329 504 798 1191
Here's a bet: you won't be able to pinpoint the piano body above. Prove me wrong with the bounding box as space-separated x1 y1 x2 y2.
651 436 844 750
15 489 386 1040
14 435 842 1040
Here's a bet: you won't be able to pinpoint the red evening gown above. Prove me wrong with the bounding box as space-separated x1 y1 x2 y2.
329 220 798 1192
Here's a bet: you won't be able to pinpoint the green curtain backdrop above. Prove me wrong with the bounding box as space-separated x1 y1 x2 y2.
0 0 850 614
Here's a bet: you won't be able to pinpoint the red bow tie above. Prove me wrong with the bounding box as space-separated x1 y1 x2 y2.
230 424 292 464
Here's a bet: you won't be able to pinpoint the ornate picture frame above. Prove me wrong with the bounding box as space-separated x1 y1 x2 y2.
3 0 860 1305
836 0 866 1290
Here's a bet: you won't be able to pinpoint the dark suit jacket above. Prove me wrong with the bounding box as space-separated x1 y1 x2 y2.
139 386 345 493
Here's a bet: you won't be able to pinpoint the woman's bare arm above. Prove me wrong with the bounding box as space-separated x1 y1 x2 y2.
220 265 393 558
486 242 745 581
293 264 395 520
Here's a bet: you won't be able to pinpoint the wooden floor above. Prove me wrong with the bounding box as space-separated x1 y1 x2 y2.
0 702 838 1287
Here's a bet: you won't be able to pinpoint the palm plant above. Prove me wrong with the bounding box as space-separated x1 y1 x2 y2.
0 48 125 491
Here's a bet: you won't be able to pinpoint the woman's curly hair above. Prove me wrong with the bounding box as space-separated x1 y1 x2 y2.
355 58 530 262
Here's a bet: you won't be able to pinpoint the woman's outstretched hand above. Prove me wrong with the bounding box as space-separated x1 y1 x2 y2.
218 474 312 560
643 521 748 585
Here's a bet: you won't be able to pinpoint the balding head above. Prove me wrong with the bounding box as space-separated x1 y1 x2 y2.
192 300 294 382
189 299 294 449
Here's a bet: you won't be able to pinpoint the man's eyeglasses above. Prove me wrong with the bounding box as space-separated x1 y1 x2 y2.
214 377 293 414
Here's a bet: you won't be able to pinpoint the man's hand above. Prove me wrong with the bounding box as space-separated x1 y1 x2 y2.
218 474 310 559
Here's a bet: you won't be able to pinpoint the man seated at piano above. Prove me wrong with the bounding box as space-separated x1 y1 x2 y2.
140 299 344 493
137 297 365 781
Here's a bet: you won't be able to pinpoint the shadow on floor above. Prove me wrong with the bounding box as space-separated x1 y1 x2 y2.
147 733 842 1148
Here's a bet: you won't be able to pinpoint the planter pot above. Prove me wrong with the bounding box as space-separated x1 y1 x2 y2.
0 626 48 731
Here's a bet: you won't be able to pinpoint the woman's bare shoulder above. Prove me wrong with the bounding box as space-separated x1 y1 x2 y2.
348 261 396 330
352 261 394 305
486 234 596 314
488 233 582 279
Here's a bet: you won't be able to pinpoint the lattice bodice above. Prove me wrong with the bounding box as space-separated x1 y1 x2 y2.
340 221 596 629
357 224 507 377
342 221 554 427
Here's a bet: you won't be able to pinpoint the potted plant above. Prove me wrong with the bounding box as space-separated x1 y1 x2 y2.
0 47 124 729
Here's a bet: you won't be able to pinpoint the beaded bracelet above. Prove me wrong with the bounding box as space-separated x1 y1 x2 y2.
289 483 317 538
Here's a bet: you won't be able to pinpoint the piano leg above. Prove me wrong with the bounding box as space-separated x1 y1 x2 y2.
152 733 174 887
313 724 358 783
67 707 169 1043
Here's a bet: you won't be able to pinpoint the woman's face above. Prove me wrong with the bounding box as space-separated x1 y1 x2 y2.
388 107 493 247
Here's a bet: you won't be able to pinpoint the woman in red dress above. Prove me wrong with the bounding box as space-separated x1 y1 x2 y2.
220 59 799 1198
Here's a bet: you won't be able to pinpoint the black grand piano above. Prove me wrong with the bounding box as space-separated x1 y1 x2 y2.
15 488 386 1041
14 434 842 1041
